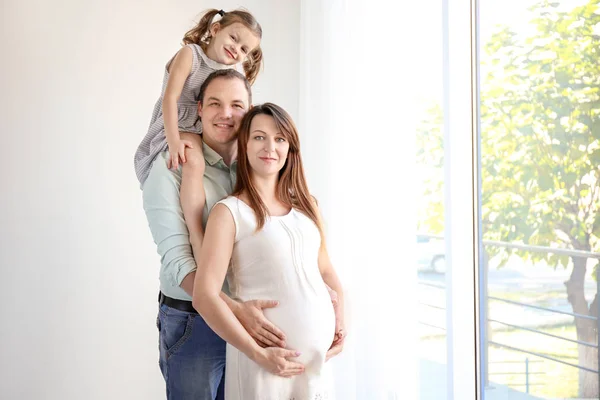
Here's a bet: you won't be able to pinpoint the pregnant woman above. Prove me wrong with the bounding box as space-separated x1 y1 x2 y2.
192 103 345 399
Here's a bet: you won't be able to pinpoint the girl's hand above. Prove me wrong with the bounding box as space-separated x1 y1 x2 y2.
167 138 194 170
254 347 305 377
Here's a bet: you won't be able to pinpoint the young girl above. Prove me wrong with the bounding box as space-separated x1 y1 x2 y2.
134 8 263 262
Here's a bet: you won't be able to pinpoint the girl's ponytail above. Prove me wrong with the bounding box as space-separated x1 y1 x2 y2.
182 9 221 46
243 46 263 85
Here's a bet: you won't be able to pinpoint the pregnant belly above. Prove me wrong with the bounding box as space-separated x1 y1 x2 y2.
263 293 336 373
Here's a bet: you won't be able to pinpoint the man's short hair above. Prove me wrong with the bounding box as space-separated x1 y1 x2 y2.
198 69 252 106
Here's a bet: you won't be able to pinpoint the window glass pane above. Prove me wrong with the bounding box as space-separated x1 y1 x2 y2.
416 2 447 398
478 0 600 398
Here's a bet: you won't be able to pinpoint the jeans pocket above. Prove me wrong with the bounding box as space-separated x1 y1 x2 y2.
161 309 195 357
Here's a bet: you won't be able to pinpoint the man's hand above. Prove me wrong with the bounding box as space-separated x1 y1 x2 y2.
326 311 346 362
253 348 305 378
326 334 345 362
327 283 344 346
233 300 286 348
325 283 345 362
333 303 345 346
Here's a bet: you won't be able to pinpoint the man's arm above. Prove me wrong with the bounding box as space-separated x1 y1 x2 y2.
183 271 286 348
143 152 197 289
143 154 247 300
179 271 196 296
181 272 243 319
142 155 285 347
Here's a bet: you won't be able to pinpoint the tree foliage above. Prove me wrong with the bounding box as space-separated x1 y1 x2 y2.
417 0 600 269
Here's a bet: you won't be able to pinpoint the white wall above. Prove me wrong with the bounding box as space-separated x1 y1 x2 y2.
0 1 299 399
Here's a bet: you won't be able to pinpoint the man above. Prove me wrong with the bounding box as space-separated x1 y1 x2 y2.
142 69 343 399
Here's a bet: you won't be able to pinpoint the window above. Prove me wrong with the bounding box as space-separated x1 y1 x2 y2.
478 0 600 398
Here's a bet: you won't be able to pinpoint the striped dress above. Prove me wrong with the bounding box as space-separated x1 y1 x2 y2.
134 43 238 185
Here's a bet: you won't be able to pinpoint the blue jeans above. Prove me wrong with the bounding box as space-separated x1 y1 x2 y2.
157 303 226 400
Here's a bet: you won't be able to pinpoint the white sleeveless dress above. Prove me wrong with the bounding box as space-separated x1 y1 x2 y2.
217 196 336 400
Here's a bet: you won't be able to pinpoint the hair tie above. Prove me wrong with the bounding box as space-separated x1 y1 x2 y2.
217 10 225 17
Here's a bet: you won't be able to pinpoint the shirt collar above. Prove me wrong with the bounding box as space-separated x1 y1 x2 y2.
203 142 237 168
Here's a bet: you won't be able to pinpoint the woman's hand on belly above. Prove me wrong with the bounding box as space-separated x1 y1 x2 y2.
253 347 305 377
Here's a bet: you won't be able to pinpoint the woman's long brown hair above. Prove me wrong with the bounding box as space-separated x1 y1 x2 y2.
233 103 323 238
182 9 263 85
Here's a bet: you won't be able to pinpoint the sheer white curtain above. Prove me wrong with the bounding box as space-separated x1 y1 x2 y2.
298 1 421 398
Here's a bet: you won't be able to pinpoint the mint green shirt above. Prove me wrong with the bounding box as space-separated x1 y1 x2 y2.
142 143 237 301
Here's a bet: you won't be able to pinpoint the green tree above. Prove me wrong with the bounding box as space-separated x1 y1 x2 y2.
416 102 444 235
416 0 600 396
481 0 600 396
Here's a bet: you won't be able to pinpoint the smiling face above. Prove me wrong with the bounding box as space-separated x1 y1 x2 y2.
246 114 290 178
207 22 261 65
198 76 251 147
